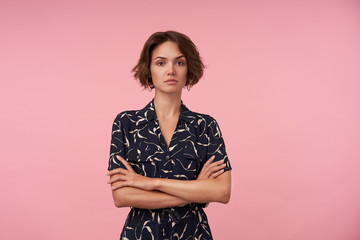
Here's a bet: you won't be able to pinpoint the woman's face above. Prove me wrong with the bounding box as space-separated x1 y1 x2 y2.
150 41 188 94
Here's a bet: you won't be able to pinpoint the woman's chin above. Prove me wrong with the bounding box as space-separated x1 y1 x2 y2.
155 87 183 95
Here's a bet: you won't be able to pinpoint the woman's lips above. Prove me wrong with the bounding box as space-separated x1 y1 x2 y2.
164 79 178 84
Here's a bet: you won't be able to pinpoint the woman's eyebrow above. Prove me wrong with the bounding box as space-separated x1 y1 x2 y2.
175 55 185 59
153 56 166 60
153 55 185 60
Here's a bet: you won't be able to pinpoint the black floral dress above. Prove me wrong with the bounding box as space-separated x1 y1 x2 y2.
108 99 232 240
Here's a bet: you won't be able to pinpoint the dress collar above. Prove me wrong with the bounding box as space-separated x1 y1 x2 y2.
138 98 195 124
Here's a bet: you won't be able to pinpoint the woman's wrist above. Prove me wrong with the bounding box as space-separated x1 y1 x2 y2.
151 178 162 190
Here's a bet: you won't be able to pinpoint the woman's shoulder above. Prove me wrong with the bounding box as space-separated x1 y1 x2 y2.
187 108 217 123
112 108 144 125
114 109 139 119
185 108 221 130
113 100 156 124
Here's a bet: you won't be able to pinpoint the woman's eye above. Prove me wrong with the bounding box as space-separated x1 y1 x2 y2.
156 61 164 66
177 61 185 66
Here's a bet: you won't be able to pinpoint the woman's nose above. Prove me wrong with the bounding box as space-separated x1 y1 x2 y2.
167 63 175 76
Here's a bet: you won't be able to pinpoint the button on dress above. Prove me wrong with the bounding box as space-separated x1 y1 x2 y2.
108 99 232 240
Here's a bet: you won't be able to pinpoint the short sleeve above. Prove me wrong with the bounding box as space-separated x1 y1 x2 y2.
108 114 127 171
206 118 232 172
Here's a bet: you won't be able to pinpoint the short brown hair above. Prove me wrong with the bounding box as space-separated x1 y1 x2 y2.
132 31 205 89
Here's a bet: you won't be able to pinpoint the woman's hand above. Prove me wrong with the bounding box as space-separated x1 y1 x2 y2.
107 155 230 205
197 156 226 180
107 155 226 191
107 155 155 191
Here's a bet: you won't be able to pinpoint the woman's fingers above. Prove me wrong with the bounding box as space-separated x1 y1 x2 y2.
203 159 224 175
107 167 128 176
110 181 126 190
198 156 226 179
107 173 127 184
198 157 213 178
203 155 215 167
106 156 148 190
210 163 226 174
210 169 225 179
107 170 133 190
116 155 135 172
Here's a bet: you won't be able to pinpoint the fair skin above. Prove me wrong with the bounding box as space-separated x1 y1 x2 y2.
107 41 231 209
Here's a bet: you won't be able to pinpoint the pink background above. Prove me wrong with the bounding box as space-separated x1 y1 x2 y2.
1 0 360 239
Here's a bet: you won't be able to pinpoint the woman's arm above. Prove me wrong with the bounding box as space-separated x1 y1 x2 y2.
111 187 190 209
108 156 230 205
154 171 231 204
108 155 226 208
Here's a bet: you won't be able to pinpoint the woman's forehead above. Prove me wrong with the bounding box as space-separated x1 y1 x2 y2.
151 41 184 59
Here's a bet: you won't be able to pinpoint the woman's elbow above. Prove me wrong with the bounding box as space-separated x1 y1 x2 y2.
113 196 124 208
114 198 125 208
215 173 231 204
112 191 128 208
219 185 231 204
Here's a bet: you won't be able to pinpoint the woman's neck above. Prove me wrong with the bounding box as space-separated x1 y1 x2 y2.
153 91 182 118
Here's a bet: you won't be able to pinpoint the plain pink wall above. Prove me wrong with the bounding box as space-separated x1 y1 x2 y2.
1 0 360 239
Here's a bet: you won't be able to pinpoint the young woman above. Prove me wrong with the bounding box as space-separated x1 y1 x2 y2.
107 31 232 240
